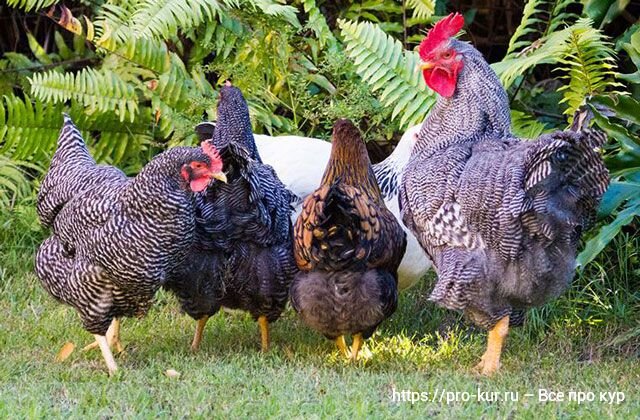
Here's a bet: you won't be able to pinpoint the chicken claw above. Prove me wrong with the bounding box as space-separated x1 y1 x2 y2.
475 315 509 376
94 334 118 375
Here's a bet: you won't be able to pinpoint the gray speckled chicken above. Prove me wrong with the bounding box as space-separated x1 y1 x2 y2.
165 83 297 352
35 115 226 374
399 14 610 375
291 119 406 361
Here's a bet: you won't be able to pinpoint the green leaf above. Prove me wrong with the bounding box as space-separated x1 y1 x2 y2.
582 0 630 28
29 68 139 122
130 0 226 40
594 95 640 126
339 19 435 129
6 0 57 12
577 203 640 267
597 181 640 217
406 0 435 20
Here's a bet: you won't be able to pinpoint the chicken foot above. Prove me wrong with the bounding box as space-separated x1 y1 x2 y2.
475 315 509 376
350 333 363 362
95 334 118 375
335 336 350 358
258 315 270 352
191 316 210 351
82 318 124 354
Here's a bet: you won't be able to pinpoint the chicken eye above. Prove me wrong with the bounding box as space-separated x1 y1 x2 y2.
442 51 452 59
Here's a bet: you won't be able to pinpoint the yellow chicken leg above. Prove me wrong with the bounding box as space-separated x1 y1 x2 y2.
82 318 123 354
475 315 509 376
95 334 118 375
335 336 349 358
191 316 209 351
350 333 363 362
258 315 270 352
110 318 123 353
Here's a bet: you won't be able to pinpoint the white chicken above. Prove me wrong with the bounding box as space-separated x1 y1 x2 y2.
195 123 430 290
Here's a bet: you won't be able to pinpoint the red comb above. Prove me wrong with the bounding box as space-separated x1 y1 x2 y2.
201 141 223 172
419 13 464 60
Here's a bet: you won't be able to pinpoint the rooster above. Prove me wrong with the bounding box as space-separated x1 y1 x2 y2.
165 83 297 352
399 13 609 375
194 123 430 290
35 115 226 374
291 119 406 361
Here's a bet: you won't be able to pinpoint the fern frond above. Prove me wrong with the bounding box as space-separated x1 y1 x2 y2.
339 19 435 129
6 0 57 12
129 0 226 39
116 37 172 74
510 110 551 137
74 107 157 167
406 0 435 20
187 16 245 66
29 68 138 122
94 4 137 46
547 0 579 33
251 0 301 29
302 0 338 51
505 0 548 57
148 56 216 141
504 0 579 58
493 26 573 89
557 19 623 116
0 94 154 167
0 156 34 209
0 94 65 162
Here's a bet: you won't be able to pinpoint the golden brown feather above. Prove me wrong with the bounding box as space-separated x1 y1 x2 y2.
290 119 406 360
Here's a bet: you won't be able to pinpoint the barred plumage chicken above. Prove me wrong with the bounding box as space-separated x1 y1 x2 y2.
291 119 406 360
35 115 226 374
399 14 609 375
165 83 297 352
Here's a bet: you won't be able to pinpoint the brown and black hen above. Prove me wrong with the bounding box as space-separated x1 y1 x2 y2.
291 119 406 360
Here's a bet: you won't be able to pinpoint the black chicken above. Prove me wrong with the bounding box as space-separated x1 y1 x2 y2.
165 83 297 351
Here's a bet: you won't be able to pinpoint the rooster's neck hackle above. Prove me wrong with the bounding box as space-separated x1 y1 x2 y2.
413 40 511 157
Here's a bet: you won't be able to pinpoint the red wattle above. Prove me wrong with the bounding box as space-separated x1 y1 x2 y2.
190 176 211 192
425 68 456 98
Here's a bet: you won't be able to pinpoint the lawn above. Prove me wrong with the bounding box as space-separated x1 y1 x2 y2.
0 203 638 418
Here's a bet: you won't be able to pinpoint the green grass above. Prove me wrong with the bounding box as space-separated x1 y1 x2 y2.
0 202 638 418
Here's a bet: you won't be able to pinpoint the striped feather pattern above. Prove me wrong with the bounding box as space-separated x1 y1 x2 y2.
35 116 215 335
400 40 609 330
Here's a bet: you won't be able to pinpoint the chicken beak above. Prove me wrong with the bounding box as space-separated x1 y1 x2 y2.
211 172 227 183
420 61 434 70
